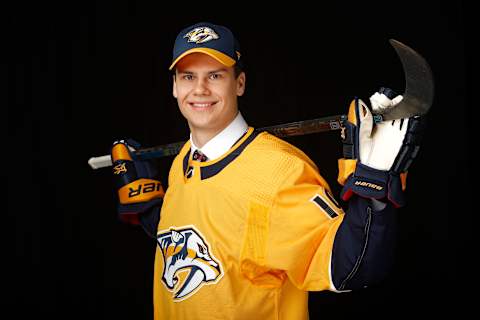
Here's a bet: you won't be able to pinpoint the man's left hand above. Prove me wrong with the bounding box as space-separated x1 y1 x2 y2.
338 88 426 207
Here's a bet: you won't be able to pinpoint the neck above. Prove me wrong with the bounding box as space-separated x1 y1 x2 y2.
190 127 223 149
190 111 239 148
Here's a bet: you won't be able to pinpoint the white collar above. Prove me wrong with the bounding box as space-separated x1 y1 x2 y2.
190 112 249 161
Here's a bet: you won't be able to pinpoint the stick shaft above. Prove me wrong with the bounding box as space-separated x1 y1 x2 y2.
88 114 346 169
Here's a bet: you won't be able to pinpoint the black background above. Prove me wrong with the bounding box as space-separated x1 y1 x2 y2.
6 1 469 319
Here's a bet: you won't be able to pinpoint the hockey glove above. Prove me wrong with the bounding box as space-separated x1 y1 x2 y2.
338 88 425 207
111 139 164 237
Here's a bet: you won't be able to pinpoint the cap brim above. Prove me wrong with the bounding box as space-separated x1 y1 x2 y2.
169 48 236 70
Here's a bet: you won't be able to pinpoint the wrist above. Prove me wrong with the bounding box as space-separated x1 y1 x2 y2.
340 163 406 208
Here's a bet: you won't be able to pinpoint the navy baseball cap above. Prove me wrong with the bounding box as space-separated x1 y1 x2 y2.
169 22 241 70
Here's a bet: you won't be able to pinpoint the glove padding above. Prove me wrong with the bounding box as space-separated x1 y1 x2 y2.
111 139 164 237
338 89 425 207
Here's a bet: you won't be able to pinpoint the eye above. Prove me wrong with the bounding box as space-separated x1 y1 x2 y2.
197 244 206 255
209 73 222 80
182 74 194 81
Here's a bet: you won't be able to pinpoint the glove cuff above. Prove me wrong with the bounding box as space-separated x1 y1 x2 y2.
340 163 406 208
118 197 163 225
118 178 165 204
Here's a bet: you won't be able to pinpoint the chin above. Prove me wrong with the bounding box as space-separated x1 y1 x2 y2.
188 118 216 131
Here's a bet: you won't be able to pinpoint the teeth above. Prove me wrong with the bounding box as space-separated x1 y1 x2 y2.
192 103 212 107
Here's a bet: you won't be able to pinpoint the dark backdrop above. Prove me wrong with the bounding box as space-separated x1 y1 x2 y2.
6 2 469 319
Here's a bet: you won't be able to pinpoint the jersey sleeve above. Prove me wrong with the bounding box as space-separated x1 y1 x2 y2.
239 158 345 291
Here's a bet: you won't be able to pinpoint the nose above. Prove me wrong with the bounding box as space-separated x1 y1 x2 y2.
193 77 210 96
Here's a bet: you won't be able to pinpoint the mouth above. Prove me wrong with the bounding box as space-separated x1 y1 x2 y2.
188 102 217 110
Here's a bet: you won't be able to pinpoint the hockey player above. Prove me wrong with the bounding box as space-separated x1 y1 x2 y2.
110 22 425 319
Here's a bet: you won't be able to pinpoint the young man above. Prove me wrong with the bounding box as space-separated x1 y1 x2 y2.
110 22 424 319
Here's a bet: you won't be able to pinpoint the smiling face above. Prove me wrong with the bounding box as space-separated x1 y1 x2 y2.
173 53 246 146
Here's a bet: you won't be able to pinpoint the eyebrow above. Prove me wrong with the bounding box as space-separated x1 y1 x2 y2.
177 68 228 75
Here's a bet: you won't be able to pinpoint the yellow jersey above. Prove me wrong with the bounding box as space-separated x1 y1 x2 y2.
154 127 345 320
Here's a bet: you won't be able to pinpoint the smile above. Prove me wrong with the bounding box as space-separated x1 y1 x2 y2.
189 102 217 109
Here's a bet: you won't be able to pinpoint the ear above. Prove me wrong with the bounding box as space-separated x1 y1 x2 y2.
236 72 246 97
172 74 177 98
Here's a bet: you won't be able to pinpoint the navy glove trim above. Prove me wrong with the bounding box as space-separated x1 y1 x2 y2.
341 163 406 208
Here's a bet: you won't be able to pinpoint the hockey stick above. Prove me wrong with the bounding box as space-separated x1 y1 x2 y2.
88 39 434 170
87 114 346 169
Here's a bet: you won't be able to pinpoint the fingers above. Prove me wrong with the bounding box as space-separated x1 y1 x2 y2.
111 141 133 162
370 92 392 113
370 89 404 114
111 139 139 162
392 95 403 105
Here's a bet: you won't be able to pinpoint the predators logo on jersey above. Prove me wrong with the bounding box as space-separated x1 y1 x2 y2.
157 226 223 301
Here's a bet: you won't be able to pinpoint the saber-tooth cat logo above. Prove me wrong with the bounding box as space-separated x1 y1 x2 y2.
157 226 223 301
184 27 219 44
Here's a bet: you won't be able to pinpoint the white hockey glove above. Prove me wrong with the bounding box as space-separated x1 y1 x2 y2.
338 88 426 207
359 89 406 171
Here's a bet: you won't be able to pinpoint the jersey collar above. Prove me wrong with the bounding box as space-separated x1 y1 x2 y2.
183 127 260 181
190 111 248 161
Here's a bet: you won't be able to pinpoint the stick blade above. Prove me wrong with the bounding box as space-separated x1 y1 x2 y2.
381 39 435 120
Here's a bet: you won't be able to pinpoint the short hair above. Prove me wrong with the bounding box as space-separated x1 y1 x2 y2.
233 64 244 78
172 63 244 79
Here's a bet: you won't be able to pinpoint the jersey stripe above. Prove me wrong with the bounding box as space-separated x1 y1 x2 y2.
311 194 339 219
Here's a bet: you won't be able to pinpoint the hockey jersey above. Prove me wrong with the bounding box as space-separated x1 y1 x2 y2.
153 127 345 320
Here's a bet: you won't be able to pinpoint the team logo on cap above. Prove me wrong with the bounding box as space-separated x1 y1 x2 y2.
184 27 219 44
